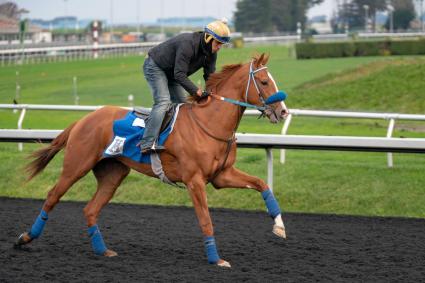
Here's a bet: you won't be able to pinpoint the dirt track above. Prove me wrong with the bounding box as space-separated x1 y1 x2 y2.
0 197 424 282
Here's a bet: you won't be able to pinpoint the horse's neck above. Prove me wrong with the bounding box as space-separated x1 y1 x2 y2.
193 72 246 139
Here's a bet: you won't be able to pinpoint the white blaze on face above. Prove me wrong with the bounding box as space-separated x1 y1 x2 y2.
267 71 279 93
267 71 289 113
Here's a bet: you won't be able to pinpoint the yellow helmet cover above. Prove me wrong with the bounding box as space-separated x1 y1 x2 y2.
204 19 231 44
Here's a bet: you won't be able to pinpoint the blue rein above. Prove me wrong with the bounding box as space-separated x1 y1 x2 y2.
218 90 287 111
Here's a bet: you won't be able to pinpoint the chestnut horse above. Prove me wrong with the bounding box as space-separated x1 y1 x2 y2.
16 54 288 268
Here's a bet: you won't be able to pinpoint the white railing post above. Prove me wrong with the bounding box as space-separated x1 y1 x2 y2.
17 107 27 151
128 94 134 108
386 118 395 168
73 76 79 105
280 113 292 164
266 148 273 191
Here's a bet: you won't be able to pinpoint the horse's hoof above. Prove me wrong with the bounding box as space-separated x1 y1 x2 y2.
273 225 286 239
217 259 231 268
15 232 32 247
103 249 118 257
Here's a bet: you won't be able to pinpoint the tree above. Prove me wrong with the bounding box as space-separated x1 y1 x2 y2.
353 0 387 31
234 0 323 33
386 0 416 30
0 2 28 19
334 0 387 32
234 0 273 33
335 1 361 31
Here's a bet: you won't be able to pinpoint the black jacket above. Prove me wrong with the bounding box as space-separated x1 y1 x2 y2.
148 32 217 95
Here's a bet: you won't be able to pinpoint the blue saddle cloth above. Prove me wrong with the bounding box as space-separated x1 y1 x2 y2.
104 109 178 164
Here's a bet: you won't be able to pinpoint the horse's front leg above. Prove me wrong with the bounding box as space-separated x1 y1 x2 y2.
185 174 231 268
212 166 286 239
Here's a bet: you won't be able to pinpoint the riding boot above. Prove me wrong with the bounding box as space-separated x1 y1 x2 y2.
139 104 168 154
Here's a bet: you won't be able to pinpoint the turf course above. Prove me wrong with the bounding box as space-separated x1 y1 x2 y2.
0 45 424 218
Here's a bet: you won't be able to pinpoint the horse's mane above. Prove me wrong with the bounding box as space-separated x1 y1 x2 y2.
186 63 242 103
205 53 269 91
205 63 242 90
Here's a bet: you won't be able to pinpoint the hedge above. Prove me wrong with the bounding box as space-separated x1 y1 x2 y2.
296 39 425 59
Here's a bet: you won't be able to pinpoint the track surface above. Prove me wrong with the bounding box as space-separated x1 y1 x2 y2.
0 197 424 282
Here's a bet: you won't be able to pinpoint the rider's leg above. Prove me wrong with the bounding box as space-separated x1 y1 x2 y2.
140 57 172 152
168 80 187 103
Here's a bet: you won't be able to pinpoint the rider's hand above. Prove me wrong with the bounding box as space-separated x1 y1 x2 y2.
200 90 210 99
195 89 203 97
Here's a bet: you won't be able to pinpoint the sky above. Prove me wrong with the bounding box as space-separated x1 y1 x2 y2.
10 0 334 24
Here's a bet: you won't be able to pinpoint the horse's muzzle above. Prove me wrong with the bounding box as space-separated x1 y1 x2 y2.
265 105 288 123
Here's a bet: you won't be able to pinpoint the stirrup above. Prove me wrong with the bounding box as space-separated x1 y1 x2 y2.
141 144 165 154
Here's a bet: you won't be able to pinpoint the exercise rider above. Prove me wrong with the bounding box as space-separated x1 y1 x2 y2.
139 19 231 154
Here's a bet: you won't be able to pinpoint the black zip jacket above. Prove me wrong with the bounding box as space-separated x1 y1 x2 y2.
148 32 217 95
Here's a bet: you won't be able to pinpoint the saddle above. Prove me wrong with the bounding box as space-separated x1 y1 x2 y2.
133 103 179 133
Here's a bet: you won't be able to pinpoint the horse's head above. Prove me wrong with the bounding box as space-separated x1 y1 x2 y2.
243 53 289 123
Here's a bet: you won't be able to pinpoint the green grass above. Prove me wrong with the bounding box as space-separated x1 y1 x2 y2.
1 143 424 218
0 45 424 218
0 45 382 106
292 57 425 113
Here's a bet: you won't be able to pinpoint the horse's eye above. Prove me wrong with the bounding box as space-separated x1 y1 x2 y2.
261 81 268 86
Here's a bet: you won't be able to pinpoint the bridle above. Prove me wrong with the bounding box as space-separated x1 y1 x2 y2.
189 59 288 142
205 61 272 113
244 60 269 105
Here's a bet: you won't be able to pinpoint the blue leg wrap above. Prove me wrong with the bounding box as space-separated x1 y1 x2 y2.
261 189 281 218
88 224 108 255
29 210 48 239
204 236 220 264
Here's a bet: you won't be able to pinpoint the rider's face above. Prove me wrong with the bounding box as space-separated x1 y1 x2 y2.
211 40 224 53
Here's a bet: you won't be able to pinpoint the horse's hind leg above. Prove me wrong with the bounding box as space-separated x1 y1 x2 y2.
16 173 90 247
83 158 130 257
16 147 99 247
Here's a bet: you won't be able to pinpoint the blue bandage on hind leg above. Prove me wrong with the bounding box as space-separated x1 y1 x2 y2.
204 236 220 264
261 189 281 218
88 224 107 255
29 210 48 239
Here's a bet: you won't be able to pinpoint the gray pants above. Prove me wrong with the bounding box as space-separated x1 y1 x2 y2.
140 57 186 149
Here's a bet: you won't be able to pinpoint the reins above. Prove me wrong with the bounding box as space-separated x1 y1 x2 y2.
209 93 267 111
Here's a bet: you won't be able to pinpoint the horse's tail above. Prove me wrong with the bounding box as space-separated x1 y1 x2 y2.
26 122 77 181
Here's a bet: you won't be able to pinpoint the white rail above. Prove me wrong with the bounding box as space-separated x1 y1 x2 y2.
1 129 425 190
2 32 424 63
0 42 159 66
358 32 425 38
2 103 425 168
244 35 301 44
2 104 424 121
0 42 160 55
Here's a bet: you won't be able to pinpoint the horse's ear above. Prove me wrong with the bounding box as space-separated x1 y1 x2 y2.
255 53 269 66
254 53 264 67
263 53 270 65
